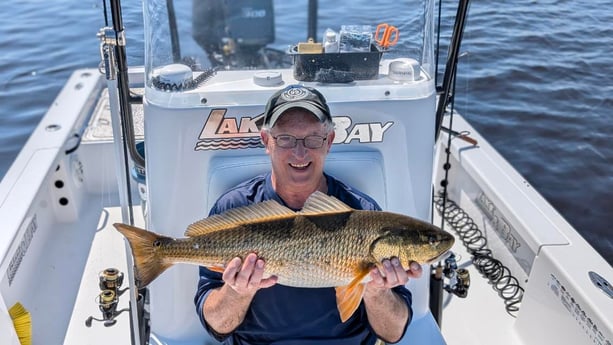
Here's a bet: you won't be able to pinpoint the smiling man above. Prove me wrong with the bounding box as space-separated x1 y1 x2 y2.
194 84 422 345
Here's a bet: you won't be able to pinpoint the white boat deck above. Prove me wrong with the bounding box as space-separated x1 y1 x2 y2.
436 213 524 345
64 206 143 345
434 114 613 345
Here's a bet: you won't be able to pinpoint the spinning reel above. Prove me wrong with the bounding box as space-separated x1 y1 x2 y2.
85 268 130 327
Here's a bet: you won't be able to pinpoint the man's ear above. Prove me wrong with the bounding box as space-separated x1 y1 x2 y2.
326 130 335 152
261 130 271 153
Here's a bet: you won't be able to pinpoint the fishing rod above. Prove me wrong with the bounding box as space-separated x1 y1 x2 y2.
307 0 318 41
434 0 471 140
167 0 181 62
108 0 144 170
99 1 149 344
429 0 471 327
99 0 136 226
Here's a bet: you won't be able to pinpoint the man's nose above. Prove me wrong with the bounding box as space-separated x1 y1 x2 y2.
292 140 307 156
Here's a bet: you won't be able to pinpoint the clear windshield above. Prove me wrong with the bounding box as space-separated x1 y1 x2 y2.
143 0 435 95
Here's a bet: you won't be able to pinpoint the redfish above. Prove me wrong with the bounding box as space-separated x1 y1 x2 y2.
115 191 454 322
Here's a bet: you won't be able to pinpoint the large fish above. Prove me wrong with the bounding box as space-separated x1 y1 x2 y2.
114 191 454 322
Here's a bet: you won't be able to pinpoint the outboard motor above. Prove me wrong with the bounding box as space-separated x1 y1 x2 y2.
192 0 275 68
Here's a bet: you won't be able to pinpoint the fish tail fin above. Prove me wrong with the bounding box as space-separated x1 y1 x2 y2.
113 223 173 288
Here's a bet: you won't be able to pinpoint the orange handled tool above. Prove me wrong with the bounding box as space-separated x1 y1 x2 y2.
375 23 399 49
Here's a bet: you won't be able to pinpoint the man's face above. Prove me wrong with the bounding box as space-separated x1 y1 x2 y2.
262 109 334 190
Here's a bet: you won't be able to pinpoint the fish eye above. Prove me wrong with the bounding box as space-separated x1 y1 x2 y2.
428 235 439 246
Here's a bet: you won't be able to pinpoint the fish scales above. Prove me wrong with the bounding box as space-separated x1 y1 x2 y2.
158 212 383 287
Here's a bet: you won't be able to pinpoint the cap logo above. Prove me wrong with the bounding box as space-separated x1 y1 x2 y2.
280 87 309 102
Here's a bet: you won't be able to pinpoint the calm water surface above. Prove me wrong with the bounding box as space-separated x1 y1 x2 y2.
0 0 611 264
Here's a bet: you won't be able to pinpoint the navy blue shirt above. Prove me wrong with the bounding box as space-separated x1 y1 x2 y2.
194 172 413 344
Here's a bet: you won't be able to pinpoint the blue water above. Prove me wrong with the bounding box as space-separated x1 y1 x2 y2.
0 1 611 265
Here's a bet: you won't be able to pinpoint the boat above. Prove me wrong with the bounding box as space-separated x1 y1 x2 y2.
1 0 611 344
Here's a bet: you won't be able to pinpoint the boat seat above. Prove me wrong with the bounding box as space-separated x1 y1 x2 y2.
206 151 386 209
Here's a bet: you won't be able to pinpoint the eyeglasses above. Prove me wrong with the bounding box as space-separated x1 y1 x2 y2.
272 134 328 149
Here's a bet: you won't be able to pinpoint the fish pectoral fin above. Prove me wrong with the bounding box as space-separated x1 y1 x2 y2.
335 269 370 322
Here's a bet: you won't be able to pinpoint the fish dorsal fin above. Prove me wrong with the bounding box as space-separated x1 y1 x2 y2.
185 200 295 237
299 191 353 216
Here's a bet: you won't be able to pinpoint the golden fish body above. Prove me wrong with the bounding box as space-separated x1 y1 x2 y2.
115 191 454 321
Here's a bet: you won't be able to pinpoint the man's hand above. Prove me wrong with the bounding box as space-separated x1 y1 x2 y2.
203 253 277 335
223 252 278 295
366 258 422 291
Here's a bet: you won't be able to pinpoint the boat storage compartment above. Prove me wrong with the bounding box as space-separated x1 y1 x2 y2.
289 44 383 82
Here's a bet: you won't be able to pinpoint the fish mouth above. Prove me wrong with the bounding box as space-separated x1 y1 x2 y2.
426 250 452 264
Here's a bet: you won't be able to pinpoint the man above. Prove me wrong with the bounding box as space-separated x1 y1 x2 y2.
194 84 422 344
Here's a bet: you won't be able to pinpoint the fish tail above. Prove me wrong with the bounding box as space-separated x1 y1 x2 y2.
113 223 173 288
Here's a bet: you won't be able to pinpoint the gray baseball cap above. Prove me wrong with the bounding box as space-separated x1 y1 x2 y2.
260 84 332 128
